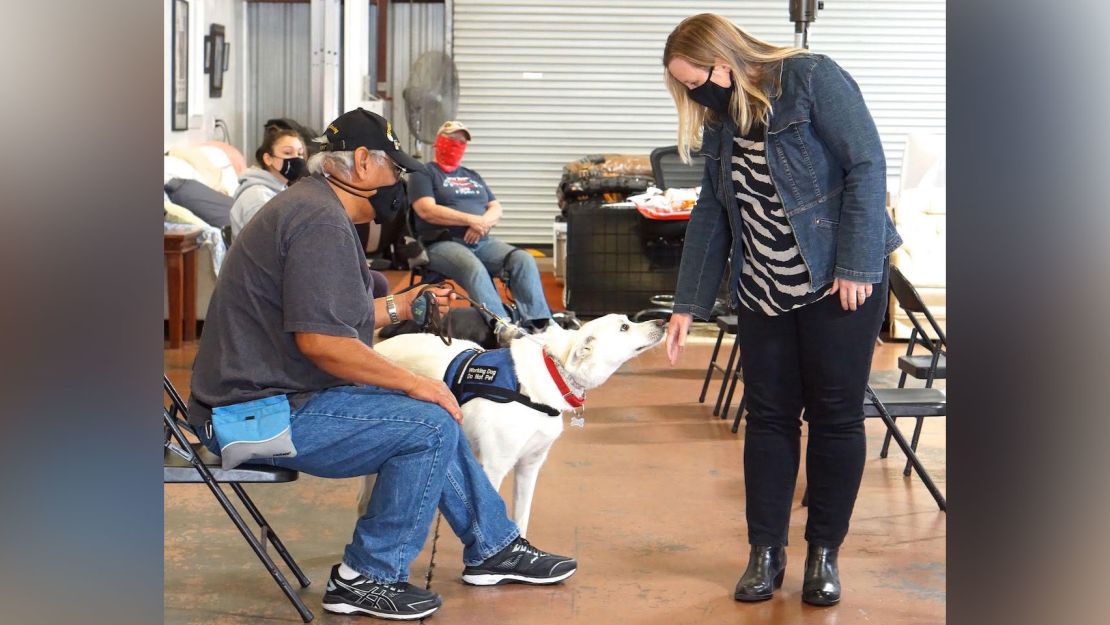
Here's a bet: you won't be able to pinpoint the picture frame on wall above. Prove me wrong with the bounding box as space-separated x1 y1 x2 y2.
205 24 226 98
171 0 189 130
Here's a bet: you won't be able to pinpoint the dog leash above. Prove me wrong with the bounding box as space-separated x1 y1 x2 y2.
405 281 547 348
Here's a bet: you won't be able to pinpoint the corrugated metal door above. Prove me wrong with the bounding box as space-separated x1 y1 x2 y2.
246 1 315 152
387 2 447 155
453 0 945 243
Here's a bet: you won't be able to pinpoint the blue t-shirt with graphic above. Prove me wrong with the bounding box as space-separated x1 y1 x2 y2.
407 163 496 240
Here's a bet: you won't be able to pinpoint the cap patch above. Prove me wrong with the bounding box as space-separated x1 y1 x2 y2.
385 121 400 150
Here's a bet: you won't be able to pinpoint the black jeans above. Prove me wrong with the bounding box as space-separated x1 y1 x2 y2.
738 264 888 548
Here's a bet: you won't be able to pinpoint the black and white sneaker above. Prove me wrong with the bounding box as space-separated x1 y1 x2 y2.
461 537 577 586
321 564 442 620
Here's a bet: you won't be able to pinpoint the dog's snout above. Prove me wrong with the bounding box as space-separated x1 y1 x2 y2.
652 319 665 327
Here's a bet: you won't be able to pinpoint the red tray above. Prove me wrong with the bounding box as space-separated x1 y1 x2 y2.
634 203 693 221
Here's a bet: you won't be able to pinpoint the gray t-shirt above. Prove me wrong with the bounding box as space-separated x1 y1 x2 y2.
188 174 374 426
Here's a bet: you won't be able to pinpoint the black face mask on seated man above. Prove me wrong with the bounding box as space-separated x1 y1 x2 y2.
325 173 404 225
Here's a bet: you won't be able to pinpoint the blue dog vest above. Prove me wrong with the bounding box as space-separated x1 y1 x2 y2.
443 349 561 417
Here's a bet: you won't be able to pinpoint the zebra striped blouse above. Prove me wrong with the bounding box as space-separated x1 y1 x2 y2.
731 124 830 316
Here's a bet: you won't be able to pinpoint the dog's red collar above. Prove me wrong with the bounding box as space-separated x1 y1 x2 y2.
542 351 585 408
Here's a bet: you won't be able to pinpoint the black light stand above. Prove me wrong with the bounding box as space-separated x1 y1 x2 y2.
790 0 825 49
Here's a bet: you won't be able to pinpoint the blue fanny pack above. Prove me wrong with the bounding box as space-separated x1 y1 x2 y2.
211 395 297 470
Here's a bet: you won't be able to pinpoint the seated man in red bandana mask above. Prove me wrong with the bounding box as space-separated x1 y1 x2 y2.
408 121 554 330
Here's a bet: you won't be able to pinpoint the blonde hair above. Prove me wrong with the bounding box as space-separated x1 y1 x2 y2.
663 13 807 162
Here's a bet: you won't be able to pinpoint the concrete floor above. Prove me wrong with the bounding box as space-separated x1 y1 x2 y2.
164 268 946 625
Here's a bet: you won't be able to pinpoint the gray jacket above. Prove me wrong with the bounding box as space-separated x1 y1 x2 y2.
230 167 286 239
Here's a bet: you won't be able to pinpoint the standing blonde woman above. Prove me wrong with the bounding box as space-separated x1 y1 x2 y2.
662 14 901 606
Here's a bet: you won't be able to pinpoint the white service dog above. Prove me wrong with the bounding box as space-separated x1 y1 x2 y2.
362 314 666 536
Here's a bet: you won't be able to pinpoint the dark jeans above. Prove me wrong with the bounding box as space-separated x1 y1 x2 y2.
738 264 888 548
369 269 389 299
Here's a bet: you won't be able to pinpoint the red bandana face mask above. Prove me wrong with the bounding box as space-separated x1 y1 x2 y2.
434 135 467 171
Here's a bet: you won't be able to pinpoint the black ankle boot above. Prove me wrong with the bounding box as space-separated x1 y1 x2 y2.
802 544 841 606
734 545 787 602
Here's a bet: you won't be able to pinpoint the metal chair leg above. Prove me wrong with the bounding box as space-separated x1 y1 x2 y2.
868 390 946 511
714 339 740 416
200 478 315 621
902 417 927 477
730 392 747 434
882 367 912 458
229 482 312 588
721 366 742 420
699 327 726 403
879 416 897 458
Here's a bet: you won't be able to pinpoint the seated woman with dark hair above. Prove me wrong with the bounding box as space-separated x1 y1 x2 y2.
230 126 307 239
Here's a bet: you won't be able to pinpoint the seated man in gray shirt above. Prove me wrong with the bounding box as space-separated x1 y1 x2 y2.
188 108 576 621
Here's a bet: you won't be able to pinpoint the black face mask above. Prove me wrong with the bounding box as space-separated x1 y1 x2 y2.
368 181 405 226
276 156 308 182
687 66 735 114
325 174 403 225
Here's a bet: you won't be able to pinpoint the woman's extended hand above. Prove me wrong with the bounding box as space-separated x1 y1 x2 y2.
666 313 693 366
828 278 874 312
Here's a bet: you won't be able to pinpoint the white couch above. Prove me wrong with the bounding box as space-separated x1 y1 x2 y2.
163 142 243 321
889 134 946 339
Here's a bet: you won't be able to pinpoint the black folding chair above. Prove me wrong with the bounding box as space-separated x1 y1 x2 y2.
879 265 948 477
163 376 314 622
801 384 947 511
698 315 741 417
651 145 706 189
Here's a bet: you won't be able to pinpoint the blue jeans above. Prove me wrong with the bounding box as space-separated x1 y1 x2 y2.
426 236 552 323
199 385 519 583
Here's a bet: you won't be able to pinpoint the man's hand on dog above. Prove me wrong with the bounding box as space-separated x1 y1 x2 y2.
404 372 463 423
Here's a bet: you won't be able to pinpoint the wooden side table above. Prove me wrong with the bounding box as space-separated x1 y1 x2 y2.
164 227 202 348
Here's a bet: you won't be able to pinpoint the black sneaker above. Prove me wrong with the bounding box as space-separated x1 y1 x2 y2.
461 537 577 586
322 564 442 620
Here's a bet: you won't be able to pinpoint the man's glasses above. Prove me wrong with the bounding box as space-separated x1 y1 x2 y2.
387 159 406 179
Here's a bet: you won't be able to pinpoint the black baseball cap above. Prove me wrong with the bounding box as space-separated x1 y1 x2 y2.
317 108 423 173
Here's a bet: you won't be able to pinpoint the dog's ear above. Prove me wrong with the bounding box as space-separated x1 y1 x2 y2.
566 334 596 369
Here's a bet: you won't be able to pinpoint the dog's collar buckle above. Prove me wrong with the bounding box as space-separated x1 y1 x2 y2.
542 350 585 408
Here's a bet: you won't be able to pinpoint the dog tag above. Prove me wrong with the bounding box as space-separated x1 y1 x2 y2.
570 416 586 428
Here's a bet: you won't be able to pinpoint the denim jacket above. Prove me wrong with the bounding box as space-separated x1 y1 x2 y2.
672 53 902 319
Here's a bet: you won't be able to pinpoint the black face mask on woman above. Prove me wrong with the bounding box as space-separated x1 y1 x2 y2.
687 66 735 114
277 156 308 182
